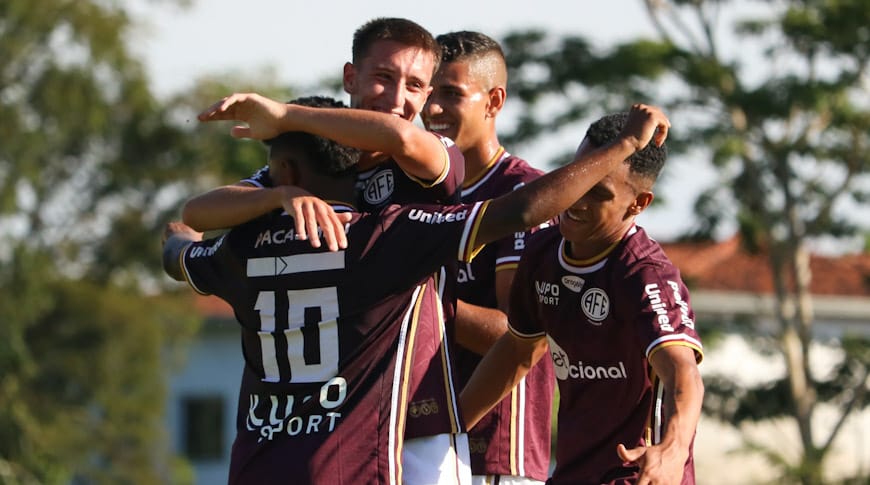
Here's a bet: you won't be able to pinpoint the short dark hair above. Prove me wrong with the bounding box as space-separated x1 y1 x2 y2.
584 112 667 182
436 30 505 65
352 17 441 74
264 96 360 176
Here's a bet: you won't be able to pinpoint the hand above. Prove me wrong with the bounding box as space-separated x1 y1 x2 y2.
620 104 671 151
279 186 352 252
197 93 290 140
162 221 203 245
617 442 687 485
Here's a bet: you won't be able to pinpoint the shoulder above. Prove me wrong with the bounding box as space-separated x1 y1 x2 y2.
500 153 546 186
616 227 681 277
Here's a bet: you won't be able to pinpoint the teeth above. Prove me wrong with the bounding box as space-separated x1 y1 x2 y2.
428 123 451 131
565 210 582 222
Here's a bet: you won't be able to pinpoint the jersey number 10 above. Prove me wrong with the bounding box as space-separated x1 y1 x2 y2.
254 287 340 383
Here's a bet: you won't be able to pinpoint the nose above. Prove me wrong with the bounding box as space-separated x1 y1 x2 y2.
382 81 405 114
423 96 442 118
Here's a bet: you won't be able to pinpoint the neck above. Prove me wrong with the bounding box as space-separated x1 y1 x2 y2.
566 221 635 261
463 136 503 184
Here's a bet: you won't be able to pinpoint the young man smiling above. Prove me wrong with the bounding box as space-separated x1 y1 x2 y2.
423 31 553 485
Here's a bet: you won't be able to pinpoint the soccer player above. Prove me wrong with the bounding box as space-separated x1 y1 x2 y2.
422 31 553 484
459 113 704 485
164 94 669 484
182 17 464 238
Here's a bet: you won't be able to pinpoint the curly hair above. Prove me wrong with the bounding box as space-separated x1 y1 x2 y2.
263 96 360 176
584 112 667 182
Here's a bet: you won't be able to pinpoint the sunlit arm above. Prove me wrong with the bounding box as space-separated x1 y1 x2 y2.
459 331 548 429
618 345 704 485
181 184 300 232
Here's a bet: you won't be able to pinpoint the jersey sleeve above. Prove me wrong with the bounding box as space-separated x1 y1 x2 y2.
492 181 552 274
506 250 547 338
624 263 704 362
240 165 274 188
403 134 465 195
179 233 236 299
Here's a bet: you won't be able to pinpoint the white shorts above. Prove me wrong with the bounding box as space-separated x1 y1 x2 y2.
402 433 472 484
471 475 546 485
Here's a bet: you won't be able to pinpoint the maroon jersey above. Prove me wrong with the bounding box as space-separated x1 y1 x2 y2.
180 201 488 485
241 133 464 211
354 133 464 211
509 225 703 485
453 149 554 479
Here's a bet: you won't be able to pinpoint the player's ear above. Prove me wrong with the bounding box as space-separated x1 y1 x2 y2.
628 192 654 215
486 86 506 118
343 62 356 95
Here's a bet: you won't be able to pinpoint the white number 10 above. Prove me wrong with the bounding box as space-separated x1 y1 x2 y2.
254 287 340 383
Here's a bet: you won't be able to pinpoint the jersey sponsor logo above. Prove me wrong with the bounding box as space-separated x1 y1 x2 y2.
189 234 225 258
457 261 476 283
561 275 585 293
362 169 394 206
580 288 609 324
407 398 440 418
548 337 627 381
407 208 468 224
644 281 695 331
535 280 560 305
245 376 347 442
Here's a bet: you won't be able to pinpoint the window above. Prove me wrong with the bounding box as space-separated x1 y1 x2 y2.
182 395 224 460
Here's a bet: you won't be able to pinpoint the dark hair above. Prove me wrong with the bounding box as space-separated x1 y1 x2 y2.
584 112 667 182
264 96 360 176
436 30 505 65
352 17 441 73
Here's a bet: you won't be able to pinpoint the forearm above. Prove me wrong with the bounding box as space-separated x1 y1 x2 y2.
454 300 509 356
459 333 547 428
182 185 284 231
478 138 636 244
661 363 704 453
284 106 443 180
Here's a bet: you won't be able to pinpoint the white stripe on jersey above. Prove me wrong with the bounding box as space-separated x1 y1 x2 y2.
653 379 665 444
246 251 345 277
389 284 424 485
457 201 486 262
644 333 704 357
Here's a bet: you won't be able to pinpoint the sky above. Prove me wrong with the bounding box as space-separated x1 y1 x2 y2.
128 0 717 241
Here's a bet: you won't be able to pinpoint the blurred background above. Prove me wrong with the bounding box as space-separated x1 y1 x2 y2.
1 0 867 483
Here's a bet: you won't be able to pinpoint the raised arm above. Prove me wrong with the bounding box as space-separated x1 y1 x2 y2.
474 103 670 247
617 345 704 485
198 93 448 181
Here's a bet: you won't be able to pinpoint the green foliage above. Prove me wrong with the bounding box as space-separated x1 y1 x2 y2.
0 0 290 481
499 1 870 482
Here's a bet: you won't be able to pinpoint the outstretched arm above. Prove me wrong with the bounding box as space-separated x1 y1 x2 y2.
181 184 351 251
617 345 704 485
198 93 448 181
474 104 669 247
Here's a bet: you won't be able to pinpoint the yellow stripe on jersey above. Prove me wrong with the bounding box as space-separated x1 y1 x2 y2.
405 137 451 188
460 199 491 262
434 271 461 434
462 146 505 189
648 340 705 365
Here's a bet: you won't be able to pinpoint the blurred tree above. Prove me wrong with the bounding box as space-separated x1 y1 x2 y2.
0 1 289 482
499 0 869 483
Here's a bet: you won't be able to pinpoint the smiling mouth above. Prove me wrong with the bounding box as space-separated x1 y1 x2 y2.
427 122 452 131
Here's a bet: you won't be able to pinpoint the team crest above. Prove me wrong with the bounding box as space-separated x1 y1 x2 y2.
362 169 394 206
580 288 609 325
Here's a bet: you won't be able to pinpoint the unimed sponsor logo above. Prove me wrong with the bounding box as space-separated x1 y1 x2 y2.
407 208 468 224
548 337 627 381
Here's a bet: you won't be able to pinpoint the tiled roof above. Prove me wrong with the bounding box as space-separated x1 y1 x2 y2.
660 236 870 297
192 235 870 319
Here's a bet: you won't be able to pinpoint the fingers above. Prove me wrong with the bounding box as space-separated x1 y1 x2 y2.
616 443 646 464
286 197 349 252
